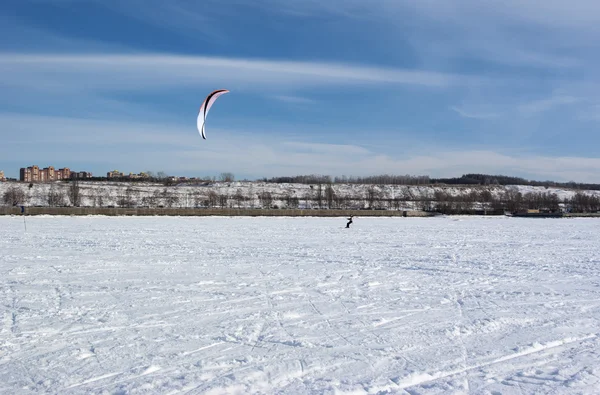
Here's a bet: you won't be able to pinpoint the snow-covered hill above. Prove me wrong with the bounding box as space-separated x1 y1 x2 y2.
0 180 599 210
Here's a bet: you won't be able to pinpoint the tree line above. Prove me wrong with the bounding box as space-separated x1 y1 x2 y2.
3 183 599 213
261 174 432 185
261 173 600 190
429 173 600 190
13 170 597 190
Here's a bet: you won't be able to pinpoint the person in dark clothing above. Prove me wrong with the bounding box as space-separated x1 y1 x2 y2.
346 215 354 228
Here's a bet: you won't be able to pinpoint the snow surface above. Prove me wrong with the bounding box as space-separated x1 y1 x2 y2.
1 216 599 394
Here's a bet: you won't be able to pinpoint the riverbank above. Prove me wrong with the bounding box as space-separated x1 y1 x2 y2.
0 207 436 217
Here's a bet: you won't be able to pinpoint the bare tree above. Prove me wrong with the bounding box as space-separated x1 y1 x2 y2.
47 184 67 207
479 189 493 213
418 190 433 211
141 189 162 208
68 179 81 207
219 172 235 182
547 193 561 212
233 188 245 208
347 192 363 210
183 191 194 208
116 187 128 208
465 190 479 211
285 194 299 209
315 184 324 208
567 192 599 213
392 195 403 210
325 184 336 209
303 190 314 209
258 191 273 208
206 190 218 208
93 187 108 207
161 188 179 208
453 194 468 214
335 194 349 209
190 190 203 208
2 185 26 206
141 191 156 207
366 186 380 209
503 186 524 213
218 193 228 208
126 187 140 208
434 190 451 213
246 185 256 208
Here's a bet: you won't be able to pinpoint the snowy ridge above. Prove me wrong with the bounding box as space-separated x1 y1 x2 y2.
1 181 599 209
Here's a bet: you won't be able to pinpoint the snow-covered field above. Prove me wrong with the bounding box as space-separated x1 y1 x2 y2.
1 216 599 394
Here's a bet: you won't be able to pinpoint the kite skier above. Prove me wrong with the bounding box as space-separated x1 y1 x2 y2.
346 215 354 228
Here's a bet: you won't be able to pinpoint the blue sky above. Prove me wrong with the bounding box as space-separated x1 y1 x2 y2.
1 0 600 182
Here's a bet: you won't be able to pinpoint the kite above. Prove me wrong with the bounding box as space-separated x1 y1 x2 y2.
197 89 229 139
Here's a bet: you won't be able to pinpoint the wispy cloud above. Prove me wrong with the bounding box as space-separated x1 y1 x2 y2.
0 15 130 53
0 113 193 146
234 0 598 69
451 106 499 120
0 52 466 93
3 113 600 182
396 1 597 71
9 0 599 73
100 0 600 31
100 0 371 27
518 95 581 115
3 1 600 182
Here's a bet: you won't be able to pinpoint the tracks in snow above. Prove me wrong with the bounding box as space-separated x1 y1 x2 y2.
392 334 598 391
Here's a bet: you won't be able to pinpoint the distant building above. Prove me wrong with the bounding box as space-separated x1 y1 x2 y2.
73 171 93 179
127 172 150 179
39 166 55 182
19 165 91 182
108 170 150 179
20 165 38 182
57 168 71 180
107 170 124 178
0 170 5 181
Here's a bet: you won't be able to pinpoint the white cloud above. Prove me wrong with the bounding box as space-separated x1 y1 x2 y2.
392 1 597 71
0 113 193 146
0 53 464 94
100 0 600 31
2 113 600 183
10 0 600 74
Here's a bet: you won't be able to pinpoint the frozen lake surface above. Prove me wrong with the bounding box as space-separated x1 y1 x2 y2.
1 216 599 394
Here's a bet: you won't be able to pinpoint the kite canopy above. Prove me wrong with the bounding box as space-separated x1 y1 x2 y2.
197 89 229 139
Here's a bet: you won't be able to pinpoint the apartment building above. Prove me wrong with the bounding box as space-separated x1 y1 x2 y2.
19 165 90 182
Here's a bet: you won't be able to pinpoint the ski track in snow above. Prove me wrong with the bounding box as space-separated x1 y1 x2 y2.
1 216 599 394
